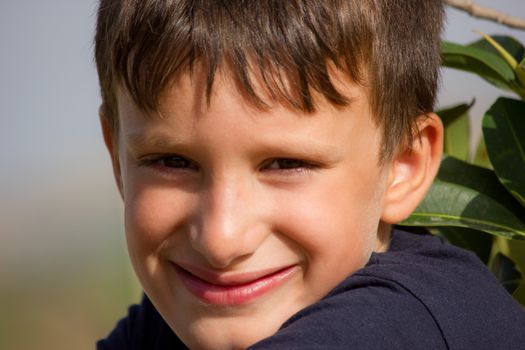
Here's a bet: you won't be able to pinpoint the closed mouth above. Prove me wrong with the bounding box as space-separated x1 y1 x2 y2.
172 263 298 305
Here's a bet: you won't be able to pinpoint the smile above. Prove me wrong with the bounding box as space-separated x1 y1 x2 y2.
172 263 298 305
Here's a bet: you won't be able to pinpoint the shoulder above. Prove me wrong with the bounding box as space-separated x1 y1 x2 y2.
96 296 185 350
250 230 525 350
365 229 525 349
250 269 446 349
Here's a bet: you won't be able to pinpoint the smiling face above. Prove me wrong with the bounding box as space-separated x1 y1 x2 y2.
110 70 393 349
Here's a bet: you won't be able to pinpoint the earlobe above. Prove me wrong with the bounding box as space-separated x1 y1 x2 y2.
381 113 443 224
99 105 124 199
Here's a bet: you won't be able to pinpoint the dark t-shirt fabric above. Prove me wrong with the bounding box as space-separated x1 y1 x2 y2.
97 230 525 349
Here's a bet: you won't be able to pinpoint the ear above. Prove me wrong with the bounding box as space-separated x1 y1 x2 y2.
381 113 443 223
99 105 124 199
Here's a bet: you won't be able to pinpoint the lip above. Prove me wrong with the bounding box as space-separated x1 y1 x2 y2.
172 263 298 305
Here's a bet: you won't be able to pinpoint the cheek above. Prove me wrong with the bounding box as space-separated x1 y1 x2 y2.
273 168 386 271
293 174 381 230
123 180 192 256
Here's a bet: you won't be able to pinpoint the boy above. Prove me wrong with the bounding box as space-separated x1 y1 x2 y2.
95 0 525 349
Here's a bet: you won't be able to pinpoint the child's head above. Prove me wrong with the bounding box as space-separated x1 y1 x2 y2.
95 1 444 348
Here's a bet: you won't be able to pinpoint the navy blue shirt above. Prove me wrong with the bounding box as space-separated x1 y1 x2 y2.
97 230 525 349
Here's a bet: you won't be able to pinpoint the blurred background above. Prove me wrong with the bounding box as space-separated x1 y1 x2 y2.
1 1 524 349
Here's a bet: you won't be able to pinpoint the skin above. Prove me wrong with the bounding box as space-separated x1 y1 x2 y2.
101 68 443 350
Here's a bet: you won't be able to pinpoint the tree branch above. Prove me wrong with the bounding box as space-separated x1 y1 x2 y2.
444 0 525 31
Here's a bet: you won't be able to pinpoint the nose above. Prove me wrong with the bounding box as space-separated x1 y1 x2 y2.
189 175 268 269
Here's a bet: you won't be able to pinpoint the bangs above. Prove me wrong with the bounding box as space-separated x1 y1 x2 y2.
96 0 444 162
96 0 373 119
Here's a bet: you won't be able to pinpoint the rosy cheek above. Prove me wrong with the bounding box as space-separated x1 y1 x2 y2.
124 186 177 248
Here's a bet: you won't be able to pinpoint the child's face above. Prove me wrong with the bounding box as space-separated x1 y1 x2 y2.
112 70 391 349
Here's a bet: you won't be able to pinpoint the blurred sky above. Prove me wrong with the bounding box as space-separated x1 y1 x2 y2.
0 1 113 267
0 0 525 348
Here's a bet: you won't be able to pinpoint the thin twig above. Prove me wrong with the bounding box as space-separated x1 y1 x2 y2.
444 0 525 31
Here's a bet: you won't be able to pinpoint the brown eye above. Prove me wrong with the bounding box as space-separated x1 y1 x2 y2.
160 156 198 170
261 158 319 174
265 159 307 170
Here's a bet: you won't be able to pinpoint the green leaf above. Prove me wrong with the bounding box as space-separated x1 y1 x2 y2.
504 238 525 305
490 252 522 294
442 41 517 91
512 284 525 306
473 32 525 90
403 181 525 239
467 35 525 92
437 156 523 215
482 98 525 207
475 31 518 69
469 35 525 65
493 236 525 279
437 101 474 127
402 156 525 239
437 102 472 161
473 137 492 169
517 58 525 89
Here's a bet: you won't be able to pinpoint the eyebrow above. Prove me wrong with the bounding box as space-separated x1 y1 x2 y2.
125 132 191 154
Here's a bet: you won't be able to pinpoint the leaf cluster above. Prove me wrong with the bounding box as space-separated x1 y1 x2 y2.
400 34 525 303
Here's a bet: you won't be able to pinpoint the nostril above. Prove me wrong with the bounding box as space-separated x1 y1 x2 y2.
188 225 257 269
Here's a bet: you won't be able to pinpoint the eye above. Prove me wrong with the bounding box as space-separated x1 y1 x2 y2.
139 155 199 172
261 158 317 173
161 156 198 170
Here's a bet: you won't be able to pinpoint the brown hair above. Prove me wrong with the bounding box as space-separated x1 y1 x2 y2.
95 0 444 161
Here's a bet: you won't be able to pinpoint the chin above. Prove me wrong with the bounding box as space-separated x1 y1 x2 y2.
178 319 279 350
165 289 308 350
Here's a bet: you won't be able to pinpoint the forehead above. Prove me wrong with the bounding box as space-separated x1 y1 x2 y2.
117 63 371 125
116 68 382 170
